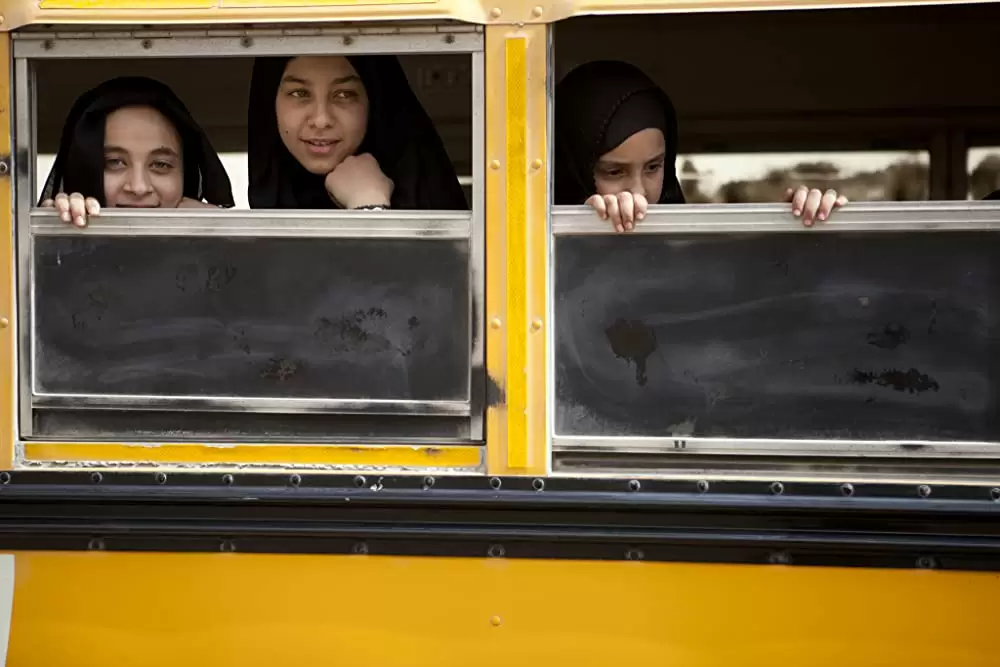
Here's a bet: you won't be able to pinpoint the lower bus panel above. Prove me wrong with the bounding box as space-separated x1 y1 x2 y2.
2 551 998 666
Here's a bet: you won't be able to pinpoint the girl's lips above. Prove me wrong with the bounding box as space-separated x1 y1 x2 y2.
303 139 340 155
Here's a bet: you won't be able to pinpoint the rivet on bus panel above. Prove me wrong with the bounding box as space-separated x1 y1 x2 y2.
0 16 5 25
490 317 502 329
0 317 9 328
530 318 542 332
531 6 543 17
490 160 501 170
490 616 502 627
489 7 502 18
531 158 543 170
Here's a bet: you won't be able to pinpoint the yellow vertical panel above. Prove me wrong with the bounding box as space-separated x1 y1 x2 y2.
0 34 13 470
6 552 1000 665
486 24 548 476
523 25 548 475
484 26 509 473
504 37 528 469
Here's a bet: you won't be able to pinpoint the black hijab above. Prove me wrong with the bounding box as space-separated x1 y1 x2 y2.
986 190 1000 200
39 76 234 208
248 56 467 210
554 60 684 206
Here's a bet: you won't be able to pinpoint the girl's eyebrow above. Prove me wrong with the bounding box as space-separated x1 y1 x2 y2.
280 74 360 86
150 146 180 158
597 152 666 169
330 75 361 85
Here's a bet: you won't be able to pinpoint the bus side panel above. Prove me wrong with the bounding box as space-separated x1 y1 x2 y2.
5 552 998 665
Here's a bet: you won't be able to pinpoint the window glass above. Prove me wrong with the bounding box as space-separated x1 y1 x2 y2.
22 46 482 443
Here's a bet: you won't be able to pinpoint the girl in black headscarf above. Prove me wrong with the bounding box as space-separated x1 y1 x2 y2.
555 60 847 231
248 55 467 211
40 76 234 227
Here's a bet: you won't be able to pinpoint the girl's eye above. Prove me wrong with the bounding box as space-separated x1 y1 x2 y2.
333 89 358 102
104 157 125 169
151 161 174 171
289 89 309 99
645 162 664 174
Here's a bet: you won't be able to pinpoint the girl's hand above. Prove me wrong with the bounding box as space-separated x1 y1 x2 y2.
324 153 394 209
585 191 649 232
41 192 100 228
785 185 848 227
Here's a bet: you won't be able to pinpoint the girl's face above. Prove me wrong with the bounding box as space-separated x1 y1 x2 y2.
592 127 667 203
103 105 184 208
274 56 370 175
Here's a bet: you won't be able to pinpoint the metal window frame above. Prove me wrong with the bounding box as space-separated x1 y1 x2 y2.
12 25 486 442
549 200 1000 460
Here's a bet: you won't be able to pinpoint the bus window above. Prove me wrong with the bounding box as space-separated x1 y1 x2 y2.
549 3 1000 477
14 27 485 445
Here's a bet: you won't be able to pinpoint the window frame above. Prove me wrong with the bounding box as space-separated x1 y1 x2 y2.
12 24 487 445
548 201 1000 467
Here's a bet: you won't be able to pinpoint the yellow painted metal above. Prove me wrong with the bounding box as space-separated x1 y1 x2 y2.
22 442 483 470
0 33 13 471
484 25 510 474
1 0 985 31
38 0 216 8
221 0 436 6
504 36 528 470
554 0 995 23
4 551 999 664
485 24 547 476
0 0 484 30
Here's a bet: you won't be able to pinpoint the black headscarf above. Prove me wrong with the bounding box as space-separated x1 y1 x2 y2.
39 76 234 208
985 190 1000 200
554 60 684 206
248 56 467 210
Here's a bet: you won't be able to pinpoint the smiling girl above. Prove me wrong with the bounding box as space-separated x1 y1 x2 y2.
40 76 234 226
247 55 466 211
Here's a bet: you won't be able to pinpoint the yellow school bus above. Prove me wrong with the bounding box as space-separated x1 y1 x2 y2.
0 0 999 663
